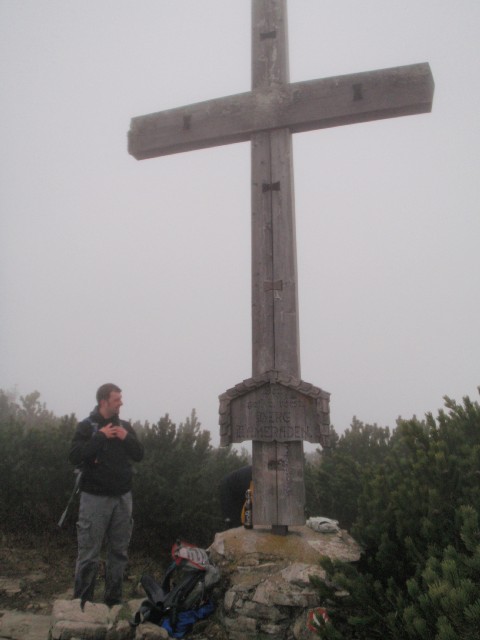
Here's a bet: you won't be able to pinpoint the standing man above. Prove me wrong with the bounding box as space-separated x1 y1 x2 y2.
69 383 144 607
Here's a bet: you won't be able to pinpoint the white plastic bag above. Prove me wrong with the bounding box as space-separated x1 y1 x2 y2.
306 516 340 533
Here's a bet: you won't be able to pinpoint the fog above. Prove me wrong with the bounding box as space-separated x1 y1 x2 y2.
1 1 479 445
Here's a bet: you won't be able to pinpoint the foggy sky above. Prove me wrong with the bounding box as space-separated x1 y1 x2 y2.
1 1 479 446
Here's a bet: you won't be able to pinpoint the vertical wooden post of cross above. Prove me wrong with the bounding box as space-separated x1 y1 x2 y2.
250 0 304 533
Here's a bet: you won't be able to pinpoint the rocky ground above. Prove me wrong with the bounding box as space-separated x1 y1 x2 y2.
1 526 359 639
0 534 225 639
0 534 163 616
0 541 72 615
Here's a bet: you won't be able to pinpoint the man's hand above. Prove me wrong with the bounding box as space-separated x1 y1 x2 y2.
112 426 128 440
100 424 128 440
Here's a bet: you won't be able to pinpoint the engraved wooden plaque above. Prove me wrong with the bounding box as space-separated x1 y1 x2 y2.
219 371 330 447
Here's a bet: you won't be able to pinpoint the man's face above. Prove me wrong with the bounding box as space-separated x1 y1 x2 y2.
101 391 123 419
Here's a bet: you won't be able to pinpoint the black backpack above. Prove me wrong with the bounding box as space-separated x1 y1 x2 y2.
132 540 220 632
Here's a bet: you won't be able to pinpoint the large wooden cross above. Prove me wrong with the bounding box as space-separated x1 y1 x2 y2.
128 0 434 532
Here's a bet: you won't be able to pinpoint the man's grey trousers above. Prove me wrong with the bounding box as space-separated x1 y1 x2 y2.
74 491 133 605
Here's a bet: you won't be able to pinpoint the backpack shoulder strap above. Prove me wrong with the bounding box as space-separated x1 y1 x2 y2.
86 417 99 433
141 574 168 606
160 561 178 593
162 570 205 627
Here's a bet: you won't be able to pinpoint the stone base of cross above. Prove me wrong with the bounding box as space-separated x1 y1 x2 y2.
128 0 433 531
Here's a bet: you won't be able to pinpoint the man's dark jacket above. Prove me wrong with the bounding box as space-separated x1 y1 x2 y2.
69 408 144 496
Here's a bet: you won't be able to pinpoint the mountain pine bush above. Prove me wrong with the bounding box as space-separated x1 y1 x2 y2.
311 393 480 640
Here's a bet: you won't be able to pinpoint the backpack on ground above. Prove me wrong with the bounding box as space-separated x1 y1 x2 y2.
132 540 220 638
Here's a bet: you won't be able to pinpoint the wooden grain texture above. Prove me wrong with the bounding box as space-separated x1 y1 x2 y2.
128 63 434 160
251 0 289 88
269 127 299 376
251 131 275 375
230 385 321 442
218 371 331 447
250 0 302 527
253 440 305 525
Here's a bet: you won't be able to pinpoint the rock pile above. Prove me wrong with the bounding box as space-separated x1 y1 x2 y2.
207 524 361 640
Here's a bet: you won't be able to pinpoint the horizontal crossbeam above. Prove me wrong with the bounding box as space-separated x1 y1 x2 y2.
128 62 434 160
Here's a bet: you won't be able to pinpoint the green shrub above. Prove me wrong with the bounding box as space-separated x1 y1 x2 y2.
312 394 480 639
0 390 248 556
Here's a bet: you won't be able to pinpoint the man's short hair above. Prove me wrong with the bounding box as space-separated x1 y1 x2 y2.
96 383 121 404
